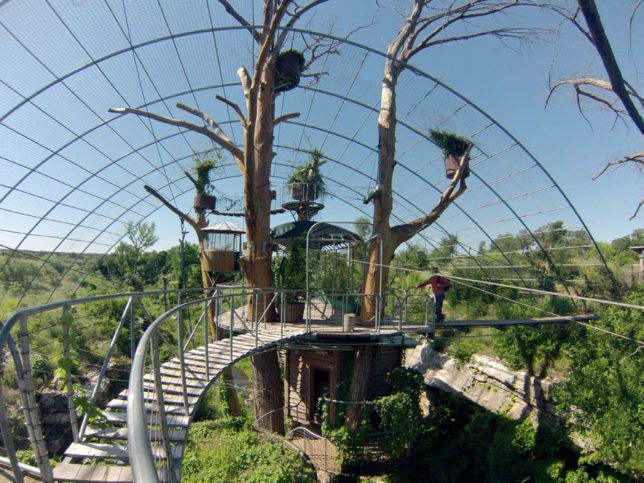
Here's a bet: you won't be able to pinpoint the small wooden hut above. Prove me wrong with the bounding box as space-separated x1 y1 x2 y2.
283 335 409 429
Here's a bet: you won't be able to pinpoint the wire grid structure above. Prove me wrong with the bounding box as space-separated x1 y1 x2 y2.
1 1 611 315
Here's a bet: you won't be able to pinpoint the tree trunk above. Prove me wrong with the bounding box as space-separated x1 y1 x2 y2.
345 345 374 431
250 350 284 434
360 59 399 326
238 37 282 432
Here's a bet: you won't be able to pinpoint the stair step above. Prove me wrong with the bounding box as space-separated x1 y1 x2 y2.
116 390 200 406
143 374 208 390
53 462 132 482
84 426 186 443
64 442 128 461
64 442 182 462
106 399 191 415
103 410 190 428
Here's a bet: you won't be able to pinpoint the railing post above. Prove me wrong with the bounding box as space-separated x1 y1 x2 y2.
130 295 136 362
62 305 80 442
151 333 177 483
429 295 436 333
177 298 189 416
230 293 235 362
17 315 53 482
204 298 210 383
79 296 133 439
0 330 25 483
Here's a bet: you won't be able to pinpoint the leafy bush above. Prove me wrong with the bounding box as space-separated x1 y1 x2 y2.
181 420 315 482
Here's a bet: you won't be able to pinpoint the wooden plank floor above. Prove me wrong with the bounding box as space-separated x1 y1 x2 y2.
54 325 307 482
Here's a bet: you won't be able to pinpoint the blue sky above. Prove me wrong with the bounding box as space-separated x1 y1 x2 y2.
0 0 641 257
332 0 643 243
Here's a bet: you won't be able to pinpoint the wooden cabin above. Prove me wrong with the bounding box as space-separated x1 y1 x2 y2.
283 335 407 429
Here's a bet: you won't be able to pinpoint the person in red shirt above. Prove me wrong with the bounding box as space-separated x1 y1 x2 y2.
415 267 450 322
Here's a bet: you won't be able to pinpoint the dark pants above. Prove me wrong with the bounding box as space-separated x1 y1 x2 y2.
434 294 445 321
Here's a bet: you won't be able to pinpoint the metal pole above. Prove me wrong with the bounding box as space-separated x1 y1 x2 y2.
79 296 133 439
378 230 383 333
62 305 80 442
178 297 189 416
18 315 53 482
230 293 235 362
204 298 210 383
151 334 177 483
130 295 136 362
0 330 25 483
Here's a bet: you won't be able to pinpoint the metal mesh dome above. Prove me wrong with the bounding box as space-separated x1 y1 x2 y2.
0 0 612 312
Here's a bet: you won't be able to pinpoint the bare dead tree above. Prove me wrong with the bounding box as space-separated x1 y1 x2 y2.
110 0 332 434
350 0 549 430
359 0 550 326
547 0 644 218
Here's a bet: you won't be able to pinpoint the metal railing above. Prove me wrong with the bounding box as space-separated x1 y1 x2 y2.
0 287 207 483
0 285 424 482
128 287 290 482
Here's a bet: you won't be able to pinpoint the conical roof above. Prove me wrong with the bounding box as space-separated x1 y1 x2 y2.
202 222 245 234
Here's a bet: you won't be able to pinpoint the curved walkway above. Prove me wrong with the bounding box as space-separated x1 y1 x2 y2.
52 326 307 482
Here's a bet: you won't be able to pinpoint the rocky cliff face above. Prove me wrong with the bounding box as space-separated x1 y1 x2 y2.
405 343 561 426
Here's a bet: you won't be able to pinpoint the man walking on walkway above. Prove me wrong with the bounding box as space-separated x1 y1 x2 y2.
415 267 450 322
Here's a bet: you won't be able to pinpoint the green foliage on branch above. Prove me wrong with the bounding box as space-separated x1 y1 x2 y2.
429 129 470 157
187 151 221 196
287 148 326 192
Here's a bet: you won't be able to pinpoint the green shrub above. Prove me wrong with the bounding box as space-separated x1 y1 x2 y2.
182 421 315 482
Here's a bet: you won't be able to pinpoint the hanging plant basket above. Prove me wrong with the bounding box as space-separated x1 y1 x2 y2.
429 129 472 179
275 50 305 92
193 194 216 211
444 154 470 179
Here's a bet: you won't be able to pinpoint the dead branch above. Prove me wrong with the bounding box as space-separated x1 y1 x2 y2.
391 144 473 244
578 0 644 135
273 112 300 125
593 151 644 180
216 95 247 128
175 102 244 167
630 200 643 220
237 67 252 99
406 1 549 59
592 151 644 220
274 0 330 50
144 185 198 231
216 0 261 43
109 105 244 170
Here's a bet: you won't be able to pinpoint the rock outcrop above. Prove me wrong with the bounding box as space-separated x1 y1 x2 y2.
405 343 561 426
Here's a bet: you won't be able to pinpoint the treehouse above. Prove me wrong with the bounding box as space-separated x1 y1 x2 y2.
200 221 244 274
283 335 409 428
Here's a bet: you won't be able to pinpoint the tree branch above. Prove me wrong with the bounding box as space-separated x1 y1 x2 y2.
237 66 252 99
593 151 644 180
144 185 198 231
391 144 473 245
216 0 261 43
109 105 244 169
578 0 644 135
216 95 247 129
274 0 330 50
175 102 245 169
274 112 300 125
